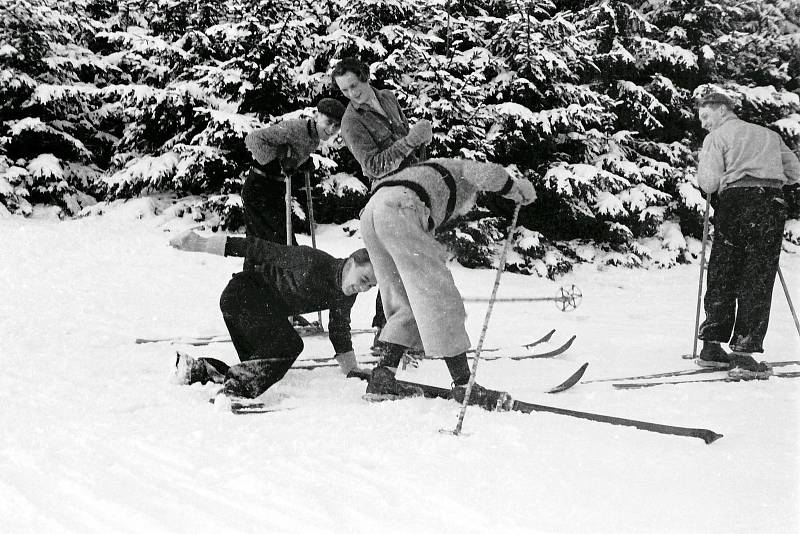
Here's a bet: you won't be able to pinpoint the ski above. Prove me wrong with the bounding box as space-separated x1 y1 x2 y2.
230 404 296 415
349 363 589 394
470 328 556 353
498 334 576 360
546 362 589 393
208 396 295 415
208 363 589 413
136 327 376 345
612 371 800 390
385 330 564 367
291 335 577 371
581 360 800 384
392 379 722 444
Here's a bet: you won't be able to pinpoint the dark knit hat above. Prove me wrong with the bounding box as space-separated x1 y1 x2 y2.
696 92 735 109
316 98 345 123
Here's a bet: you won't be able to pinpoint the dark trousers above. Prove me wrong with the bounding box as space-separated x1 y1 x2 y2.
373 293 386 329
699 187 787 353
242 170 297 247
211 272 304 398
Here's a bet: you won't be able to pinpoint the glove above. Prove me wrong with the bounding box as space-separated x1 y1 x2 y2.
169 229 206 252
278 145 298 174
783 183 799 215
169 230 226 256
297 157 315 174
334 350 361 376
505 179 537 205
404 120 432 148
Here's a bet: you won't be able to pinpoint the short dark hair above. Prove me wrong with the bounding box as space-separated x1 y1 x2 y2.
696 92 736 110
348 247 371 266
316 98 345 123
331 57 370 84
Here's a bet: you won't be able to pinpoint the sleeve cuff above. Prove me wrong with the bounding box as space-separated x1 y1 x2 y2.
497 177 514 196
224 236 248 257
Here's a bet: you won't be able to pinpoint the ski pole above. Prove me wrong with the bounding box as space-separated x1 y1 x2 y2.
462 285 582 311
304 169 324 330
444 202 522 436
777 266 800 340
285 171 294 325
691 193 711 358
285 172 293 245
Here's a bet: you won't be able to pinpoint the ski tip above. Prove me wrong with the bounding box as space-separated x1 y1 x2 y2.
524 328 557 348
547 362 589 394
231 406 295 415
702 431 724 445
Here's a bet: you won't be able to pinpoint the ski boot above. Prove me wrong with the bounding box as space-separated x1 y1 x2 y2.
696 341 731 369
363 366 424 401
727 352 772 380
451 382 513 411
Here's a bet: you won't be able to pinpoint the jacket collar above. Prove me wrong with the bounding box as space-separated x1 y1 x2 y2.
335 258 346 295
351 88 390 115
306 118 319 141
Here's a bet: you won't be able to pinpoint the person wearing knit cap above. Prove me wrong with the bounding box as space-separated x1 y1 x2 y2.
359 159 536 408
695 91 800 379
241 98 345 252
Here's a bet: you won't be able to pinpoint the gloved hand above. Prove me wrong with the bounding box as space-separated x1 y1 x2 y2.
169 229 207 252
278 145 299 174
505 179 537 205
334 350 361 376
169 229 226 256
404 119 432 148
297 157 315 174
783 183 799 216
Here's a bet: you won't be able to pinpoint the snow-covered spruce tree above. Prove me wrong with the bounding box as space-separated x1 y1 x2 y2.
99 0 371 230
0 0 109 216
2 0 797 275
91 1 277 228
481 0 799 273
485 0 646 273
326 1 526 268
641 0 800 246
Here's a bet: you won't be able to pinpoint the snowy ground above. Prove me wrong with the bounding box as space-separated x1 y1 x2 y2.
1 198 799 534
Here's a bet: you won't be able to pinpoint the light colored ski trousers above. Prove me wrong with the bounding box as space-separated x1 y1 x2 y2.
360 185 471 357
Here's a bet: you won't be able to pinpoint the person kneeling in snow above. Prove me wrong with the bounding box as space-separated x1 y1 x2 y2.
360 158 536 409
169 230 377 401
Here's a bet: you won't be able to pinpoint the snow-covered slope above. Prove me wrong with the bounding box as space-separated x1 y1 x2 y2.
1 200 798 534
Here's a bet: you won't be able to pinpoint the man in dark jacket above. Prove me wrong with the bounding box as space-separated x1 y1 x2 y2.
169 230 377 401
